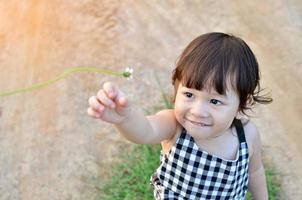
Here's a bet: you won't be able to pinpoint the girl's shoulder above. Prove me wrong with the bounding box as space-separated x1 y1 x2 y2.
153 109 182 153
147 109 178 144
155 108 175 117
154 109 177 130
240 119 261 158
156 109 180 136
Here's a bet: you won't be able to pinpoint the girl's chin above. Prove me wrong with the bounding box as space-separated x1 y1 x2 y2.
184 124 211 135
183 122 219 140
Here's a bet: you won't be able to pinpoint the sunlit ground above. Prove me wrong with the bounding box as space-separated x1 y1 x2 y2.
0 1 301 199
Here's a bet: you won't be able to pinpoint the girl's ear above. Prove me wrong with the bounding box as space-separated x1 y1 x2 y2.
235 109 243 119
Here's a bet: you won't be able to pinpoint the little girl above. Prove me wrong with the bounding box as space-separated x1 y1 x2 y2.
87 32 272 199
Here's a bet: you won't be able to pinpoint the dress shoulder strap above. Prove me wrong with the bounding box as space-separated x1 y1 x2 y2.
233 118 246 143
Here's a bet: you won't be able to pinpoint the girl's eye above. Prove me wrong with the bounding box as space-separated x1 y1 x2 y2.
210 99 222 105
183 92 193 98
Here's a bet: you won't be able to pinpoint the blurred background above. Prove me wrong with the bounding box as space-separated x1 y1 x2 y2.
0 0 301 199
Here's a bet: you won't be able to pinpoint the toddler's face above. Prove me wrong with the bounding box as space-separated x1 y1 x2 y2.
174 82 240 140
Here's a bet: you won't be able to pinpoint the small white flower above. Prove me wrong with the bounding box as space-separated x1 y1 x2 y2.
123 67 134 79
125 67 134 74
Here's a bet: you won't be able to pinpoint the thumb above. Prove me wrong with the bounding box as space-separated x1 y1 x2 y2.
117 95 128 107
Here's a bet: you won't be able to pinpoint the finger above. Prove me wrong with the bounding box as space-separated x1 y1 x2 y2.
96 89 116 109
114 89 129 107
117 95 128 107
87 107 102 118
88 96 105 111
103 82 128 108
103 82 117 99
114 91 131 116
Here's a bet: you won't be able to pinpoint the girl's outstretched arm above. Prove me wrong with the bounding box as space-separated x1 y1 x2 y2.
87 82 176 144
246 122 269 200
117 108 177 144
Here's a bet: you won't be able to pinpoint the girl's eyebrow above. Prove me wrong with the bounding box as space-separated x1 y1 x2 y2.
208 90 228 99
181 86 228 98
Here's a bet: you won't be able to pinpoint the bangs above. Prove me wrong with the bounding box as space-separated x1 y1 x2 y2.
180 60 238 96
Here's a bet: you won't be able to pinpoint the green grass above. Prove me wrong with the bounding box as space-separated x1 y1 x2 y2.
265 168 282 199
99 144 161 200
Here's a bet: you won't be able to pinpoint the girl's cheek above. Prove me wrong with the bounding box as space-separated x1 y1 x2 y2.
174 96 184 108
174 99 188 112
173 108 183 123
216 108 238 121
174 103 183 114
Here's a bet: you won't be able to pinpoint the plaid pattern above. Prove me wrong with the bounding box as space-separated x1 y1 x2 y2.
151 120 249 199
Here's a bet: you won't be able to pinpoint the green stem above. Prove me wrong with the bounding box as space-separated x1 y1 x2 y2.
0 67 124 97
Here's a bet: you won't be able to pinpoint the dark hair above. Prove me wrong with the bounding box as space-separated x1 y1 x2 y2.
172 32 272 116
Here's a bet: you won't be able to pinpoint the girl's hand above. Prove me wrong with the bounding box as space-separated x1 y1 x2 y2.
87 82 130 124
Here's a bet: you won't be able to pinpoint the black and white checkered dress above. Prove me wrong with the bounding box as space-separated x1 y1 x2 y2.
150 119 249 199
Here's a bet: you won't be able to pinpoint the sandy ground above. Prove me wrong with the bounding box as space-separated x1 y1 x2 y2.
0 0 301 199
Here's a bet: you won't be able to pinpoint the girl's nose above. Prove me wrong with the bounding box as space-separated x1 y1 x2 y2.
190 101 210 118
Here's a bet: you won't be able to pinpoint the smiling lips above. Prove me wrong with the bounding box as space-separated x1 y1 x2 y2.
187 119 212 127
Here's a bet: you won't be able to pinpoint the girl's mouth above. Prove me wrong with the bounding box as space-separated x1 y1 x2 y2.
187 119 212 127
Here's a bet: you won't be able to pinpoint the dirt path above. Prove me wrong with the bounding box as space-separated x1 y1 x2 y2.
0 0 301 199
